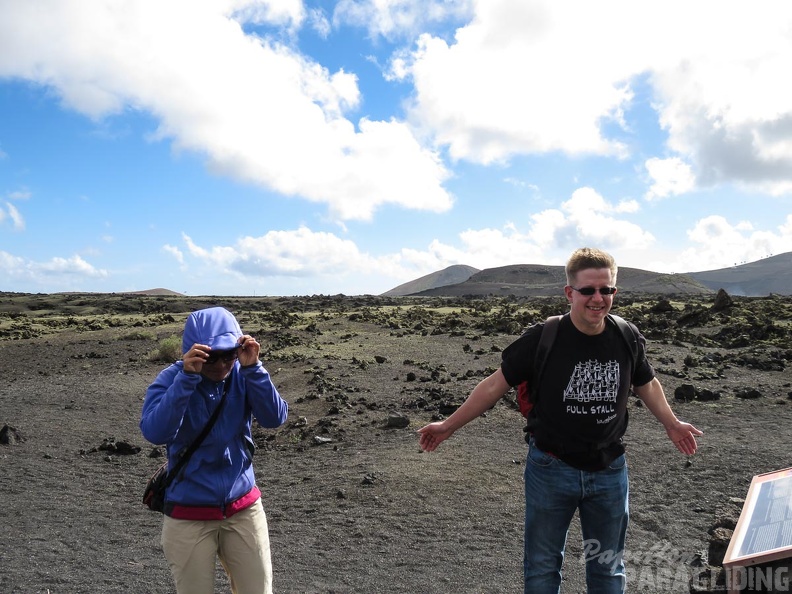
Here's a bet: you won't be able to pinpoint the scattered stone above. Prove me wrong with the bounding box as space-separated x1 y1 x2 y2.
708 527 733 567
438 402 460 415
313 436 333 445
0 424 25 445
97 438 141 455
673 383 721 402
735 388 762 399
674 384 696 402
650 299 675 313
697 388 721 402
385 412 410 429
684 354 699 367
711 289 734 312
677 307 711 327
374 355 388 364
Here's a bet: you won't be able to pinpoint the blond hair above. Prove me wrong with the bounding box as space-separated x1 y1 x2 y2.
565 248 618 285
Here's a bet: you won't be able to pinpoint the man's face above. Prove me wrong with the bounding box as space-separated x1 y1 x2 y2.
565 267 617 334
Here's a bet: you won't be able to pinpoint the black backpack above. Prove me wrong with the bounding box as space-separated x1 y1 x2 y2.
516 313 640 418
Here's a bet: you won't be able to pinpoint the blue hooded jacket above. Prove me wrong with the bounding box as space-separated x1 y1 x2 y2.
140 307 288 510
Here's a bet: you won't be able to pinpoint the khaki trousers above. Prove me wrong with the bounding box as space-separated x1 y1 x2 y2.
161 498 273 594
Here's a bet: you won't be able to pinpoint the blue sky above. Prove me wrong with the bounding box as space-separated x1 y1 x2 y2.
2 0 792 296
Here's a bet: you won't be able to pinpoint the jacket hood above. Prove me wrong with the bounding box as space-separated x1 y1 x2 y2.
182 307 242 354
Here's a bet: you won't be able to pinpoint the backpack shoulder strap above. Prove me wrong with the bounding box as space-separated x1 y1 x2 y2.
533 314 563 395
607 313 640 371
532 313 640 398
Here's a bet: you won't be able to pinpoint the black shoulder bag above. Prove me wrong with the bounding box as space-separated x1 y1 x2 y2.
143 378 230 513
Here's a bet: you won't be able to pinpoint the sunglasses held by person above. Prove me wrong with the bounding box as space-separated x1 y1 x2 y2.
205 344 243 364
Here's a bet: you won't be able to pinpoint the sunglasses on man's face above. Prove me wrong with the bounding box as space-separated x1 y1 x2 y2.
204 345 242 365
571 286 618 296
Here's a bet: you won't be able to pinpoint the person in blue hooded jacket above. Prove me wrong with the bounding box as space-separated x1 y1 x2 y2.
141 306 288 594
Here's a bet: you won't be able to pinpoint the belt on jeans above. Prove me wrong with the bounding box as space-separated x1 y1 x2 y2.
165 486 261 521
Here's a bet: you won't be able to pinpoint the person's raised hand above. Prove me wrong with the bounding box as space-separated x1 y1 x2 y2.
183 343 210 374
237 335 260 367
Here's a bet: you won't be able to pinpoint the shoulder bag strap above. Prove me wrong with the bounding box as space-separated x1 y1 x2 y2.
163 375 232 488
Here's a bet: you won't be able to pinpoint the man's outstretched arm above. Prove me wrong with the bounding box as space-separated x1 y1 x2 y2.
633 377 703 455
418 368 511 452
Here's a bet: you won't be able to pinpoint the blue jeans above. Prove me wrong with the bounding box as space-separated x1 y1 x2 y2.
524 439 629 594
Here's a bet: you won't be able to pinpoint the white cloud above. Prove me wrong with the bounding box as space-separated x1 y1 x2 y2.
395 0 792 195
0 0 452 222
163 186 791 293
553 187 654 249
649 7 792 195
378 187 656 274
7 189 31 200
644 157 696 200
668 214 792 272
34 255 108 277
163 244 184 264
333 0 473 40
227 0 305 30
502 177 539 192
3 202 24 230
181 227 380 278
631 213 792 274
177 224 542 292
0 250 25 272
306 7 331 38
397 2 641 164
0 250 108 288
781 214 792 237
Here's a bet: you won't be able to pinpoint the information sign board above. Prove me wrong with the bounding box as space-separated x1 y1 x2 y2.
723 467 792 593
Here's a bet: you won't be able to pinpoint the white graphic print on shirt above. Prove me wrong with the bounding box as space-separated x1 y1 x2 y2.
563 359 620 423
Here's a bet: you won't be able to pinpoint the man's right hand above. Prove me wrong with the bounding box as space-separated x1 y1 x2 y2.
417 422 455 452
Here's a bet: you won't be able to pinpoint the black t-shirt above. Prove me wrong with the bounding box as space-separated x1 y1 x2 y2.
501 314 655 470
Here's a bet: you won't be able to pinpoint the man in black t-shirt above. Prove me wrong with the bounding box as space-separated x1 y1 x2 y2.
418 247 702 594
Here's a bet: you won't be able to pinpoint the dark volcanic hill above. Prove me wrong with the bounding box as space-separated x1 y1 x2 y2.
125 288 186 296
381 264 479 296
687 252 792 296
390 252 792 297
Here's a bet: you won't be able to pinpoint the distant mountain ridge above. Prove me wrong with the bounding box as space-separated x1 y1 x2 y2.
382 252 792 297
687 253 792 296
381 265 480 297
125 288 186 296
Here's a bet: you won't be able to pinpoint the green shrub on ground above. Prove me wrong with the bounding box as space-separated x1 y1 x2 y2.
149 335 182 362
